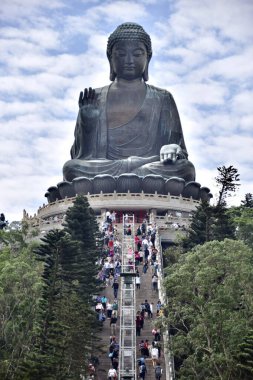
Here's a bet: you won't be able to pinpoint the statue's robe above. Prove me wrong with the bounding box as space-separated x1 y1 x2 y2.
63 84 195 182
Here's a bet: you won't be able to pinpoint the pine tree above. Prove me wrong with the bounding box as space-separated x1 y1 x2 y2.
182 166 239 250
21 228 98 379
182 201 235 250
236 330 253 379
241 193 253 208
1 197 102 379
63 195 102 301
215 165 240 206
20 230 77 379
182 201 215 249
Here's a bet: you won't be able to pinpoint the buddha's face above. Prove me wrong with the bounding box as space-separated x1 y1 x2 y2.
111 40 148 80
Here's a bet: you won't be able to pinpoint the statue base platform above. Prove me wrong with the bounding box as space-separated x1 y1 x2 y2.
23 174 212 242
23 187 211 243
45 174 212 204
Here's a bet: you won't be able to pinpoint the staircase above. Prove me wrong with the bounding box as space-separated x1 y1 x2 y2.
95 216 167 380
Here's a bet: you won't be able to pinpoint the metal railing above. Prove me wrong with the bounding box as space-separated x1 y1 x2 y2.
156 231 175 380
118 214 136 380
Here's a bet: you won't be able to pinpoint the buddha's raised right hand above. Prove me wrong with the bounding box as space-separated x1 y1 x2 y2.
78 87 99 130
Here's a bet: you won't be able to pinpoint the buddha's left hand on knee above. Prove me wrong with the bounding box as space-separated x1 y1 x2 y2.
160 144 186 164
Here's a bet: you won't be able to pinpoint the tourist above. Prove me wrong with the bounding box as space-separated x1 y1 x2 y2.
136 315 142 336
142 340 149 357
142 260 148 274
111 211 116 223
101 295 108 310
139 341 146 357
154 362 163 379
152 327 161 341
110 311 118 335
139 362 147 379
98 309 106 323
107 367 118 379
136 274 141 289
152 273 158 291
112 279 119 299
112 357 118 371
156 300 163 315
107 300 113 318
95 301 103 313
0 213 7 230
144 300 152 319
135 250 140 266
150 302 153 318
87 363 95 379
112 300 118 313
151 343 159 367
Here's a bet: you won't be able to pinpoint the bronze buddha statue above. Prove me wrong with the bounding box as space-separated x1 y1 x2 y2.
63 22 195 184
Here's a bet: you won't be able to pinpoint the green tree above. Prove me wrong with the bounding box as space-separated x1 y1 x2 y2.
226 204 253 249
182 201 215 249
0 228 27 250
236 330 253 379
182 201 235 250
241 193 253 208
164 239 253 379
215 165 240 206
182 166 240 250
63 195 102 301
21 229 97 379
0 239 42 379
22 196 102 379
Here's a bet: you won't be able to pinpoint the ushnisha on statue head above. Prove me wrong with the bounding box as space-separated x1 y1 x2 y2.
107 22 152 81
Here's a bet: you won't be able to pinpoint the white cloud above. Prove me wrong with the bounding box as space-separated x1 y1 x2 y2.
0 0 64 22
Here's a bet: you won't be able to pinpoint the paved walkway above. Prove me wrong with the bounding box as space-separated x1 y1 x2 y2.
94 268 165 379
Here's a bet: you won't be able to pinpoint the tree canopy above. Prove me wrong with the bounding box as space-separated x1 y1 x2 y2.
164 239 253 379
0 196 102 379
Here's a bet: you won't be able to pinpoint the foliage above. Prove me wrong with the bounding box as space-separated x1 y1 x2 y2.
0 196 102 379
0 240 42 379
163 245 183 268
63 195 102 301
164 239 253 379
241 193 253 208
215 165 240 206
227 206 253 249
236 330 253 378
20 229 98 379
182 201 235 250
0 228 27 249
20 196 102 379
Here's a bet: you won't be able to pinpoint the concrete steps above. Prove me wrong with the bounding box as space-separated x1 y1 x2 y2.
94 225 166 379
135 264 165 380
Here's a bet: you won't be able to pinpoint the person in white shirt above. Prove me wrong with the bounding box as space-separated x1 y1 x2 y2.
136 275 141 289
108 367 117 379
151 345 159 367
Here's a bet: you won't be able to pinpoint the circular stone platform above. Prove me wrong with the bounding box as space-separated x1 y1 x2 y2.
23 191 202 242
45 174 212 204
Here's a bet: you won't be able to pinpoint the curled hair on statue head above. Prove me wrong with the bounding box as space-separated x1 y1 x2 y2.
107 22 152 82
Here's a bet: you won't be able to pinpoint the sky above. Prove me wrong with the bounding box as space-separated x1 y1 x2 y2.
1 0 253 222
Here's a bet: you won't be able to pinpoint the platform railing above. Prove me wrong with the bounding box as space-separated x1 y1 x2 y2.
118 214 136 380
156 231 175 380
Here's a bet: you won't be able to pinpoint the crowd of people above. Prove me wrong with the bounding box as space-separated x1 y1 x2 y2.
135 297 164 380
90 211 164 379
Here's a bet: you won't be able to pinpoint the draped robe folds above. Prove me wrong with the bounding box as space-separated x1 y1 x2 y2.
63 84 195 182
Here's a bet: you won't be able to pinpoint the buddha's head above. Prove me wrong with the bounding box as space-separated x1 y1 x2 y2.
107 22 152 81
